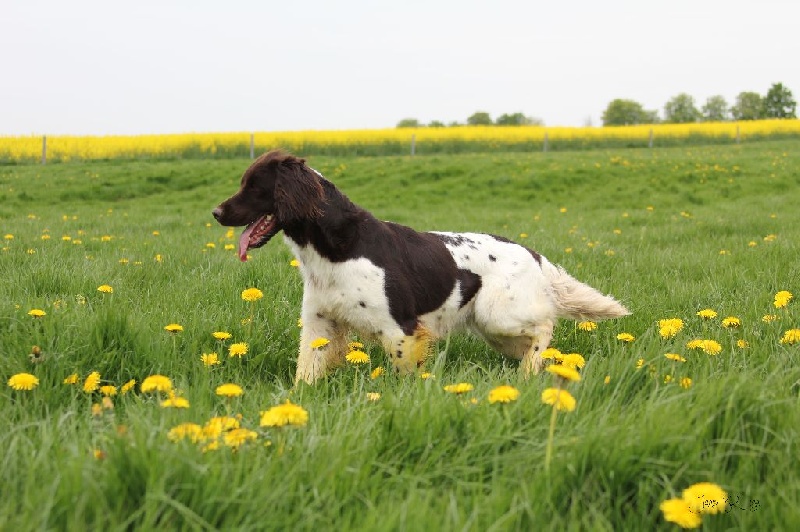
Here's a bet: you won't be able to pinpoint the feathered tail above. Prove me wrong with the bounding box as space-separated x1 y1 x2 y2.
544 263 631 321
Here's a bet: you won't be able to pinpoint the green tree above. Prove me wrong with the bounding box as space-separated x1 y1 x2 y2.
427 120 445 128
601 99 658 126
664 93 700 123
763 83 797 118
396 118 421 128
467 111 493 126
495 112 529 126
701 95 729 121
731 92 763 120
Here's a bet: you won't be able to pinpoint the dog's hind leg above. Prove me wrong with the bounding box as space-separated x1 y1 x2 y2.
520 320 554 378
295 314 349 384
382 324 434 375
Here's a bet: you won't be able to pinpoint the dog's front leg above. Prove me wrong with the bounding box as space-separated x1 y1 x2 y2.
520 320 554 377
295 311 348 385
382 324 434 375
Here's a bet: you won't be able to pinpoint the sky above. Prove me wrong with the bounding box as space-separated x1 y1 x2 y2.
2 0 799 136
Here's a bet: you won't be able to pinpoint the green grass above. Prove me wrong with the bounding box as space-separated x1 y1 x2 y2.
1 142 799 530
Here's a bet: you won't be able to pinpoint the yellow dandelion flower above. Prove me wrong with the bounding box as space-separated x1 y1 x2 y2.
345 350 370 364
310 337 330 349
559 353 585 369
63 373 79 385
212 331 232 341
370 367 385 379
120 379 136 394
204 416 240 439
228 342 248 357
290 259 301 267
664 374 673 384
616 332 635 343
604 375 611 385
216 383 244 397
664 353 686 363
140 374 172 393
659 498 702 529
160 395 190 408
635 358 645 370
168 423 204 443
577 321 597 332
680 377 693 389
721 316 741 328
99 385 117 396
540 347 561 360
83 371 101 393
700 340 722 355
682 482 728 515
736 339 749 349
224 244 235 251
241 287 264 302
260 400 309 427
780 329 800 345
762 314 778 323
224 428 258 448
696 308 717 319
27 309 46 318
8 373 39 391
443 382 474 394
488 385 520 404
101 396 114 410
366 392 381 402
164 323 183 334
347 341 364 350
202 440 220 453
91 403 103 417
546 364 581 382
97 284 113 294
774 290 793 308
420 372 434 380
297 318 303 328
658 318 684 339
541 388 576 412
201 352 221 366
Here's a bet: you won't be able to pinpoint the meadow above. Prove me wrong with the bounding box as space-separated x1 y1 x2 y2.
1 141 799 530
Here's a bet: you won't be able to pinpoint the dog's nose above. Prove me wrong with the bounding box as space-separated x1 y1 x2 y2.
212 207 223 221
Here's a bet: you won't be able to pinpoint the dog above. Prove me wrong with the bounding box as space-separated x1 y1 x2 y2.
213 150 630 384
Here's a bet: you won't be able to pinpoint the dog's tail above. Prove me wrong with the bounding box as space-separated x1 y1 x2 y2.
543 262 631 321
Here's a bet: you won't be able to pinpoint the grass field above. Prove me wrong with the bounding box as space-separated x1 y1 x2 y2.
1 141 799 530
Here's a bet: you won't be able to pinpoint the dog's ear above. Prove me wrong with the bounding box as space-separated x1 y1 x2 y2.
273 157 325 224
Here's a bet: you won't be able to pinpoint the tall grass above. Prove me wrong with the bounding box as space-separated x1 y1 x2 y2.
2 120 800 162
1 142 799 529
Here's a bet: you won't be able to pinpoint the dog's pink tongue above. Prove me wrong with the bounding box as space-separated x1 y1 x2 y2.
238 223 257 262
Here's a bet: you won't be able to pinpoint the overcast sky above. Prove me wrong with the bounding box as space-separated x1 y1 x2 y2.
2 0 798 136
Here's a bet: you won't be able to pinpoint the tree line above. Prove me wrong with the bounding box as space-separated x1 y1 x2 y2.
396 82 796 128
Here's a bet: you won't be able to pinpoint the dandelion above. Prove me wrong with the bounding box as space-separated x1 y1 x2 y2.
635 358 645 369
164 323 183 334
201 352 221 366
541 347 562 360
160 395 190 408
212 331 232 341
370 367 385 379
682 482 728 515
97 284 113 294
664 353 686 363
99 385 117 396
604 375 611 385
260 400 309 427
228 342 248 357
664 374 673 384
736 339 749 349
27 309 46 318
91 403 103 417
241 287 264 302
345 350 370 364
780 329 800 345
697 309 717 319
223 428 258 448
8 373 39 391
216 383 244 398
762 314 778 323
616 332 635 343
687 339 722 355
559 353 585 369
83 371 101 393
721 316 741 328
140 374 172 393
420 372 434 380
366 392 381 402
121 379 136 394
774 290 793 308
101 397 114 410
577 321 597 332
347 341 364 350
658 318 684 339
310 337 330 349
290 259 301 267
541 388 576 411
546 365 581 382
680 377 693 389
168 423 204 443
204 416 240 439
660 498 702 529
488 385 520 404
63 373 79 385
443 383 474 394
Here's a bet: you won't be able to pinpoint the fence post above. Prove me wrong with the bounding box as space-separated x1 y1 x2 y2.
648 128 654 148
411 134 416 156
250 133 255 159
41 135 47 164
543 131 548 152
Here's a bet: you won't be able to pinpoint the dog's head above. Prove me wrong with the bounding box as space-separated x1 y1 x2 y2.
212 150 324 261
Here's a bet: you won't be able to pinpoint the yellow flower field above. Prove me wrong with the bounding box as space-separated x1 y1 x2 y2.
2 119 799 162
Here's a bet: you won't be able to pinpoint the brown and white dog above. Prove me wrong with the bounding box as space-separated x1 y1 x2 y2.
213 150 630 384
